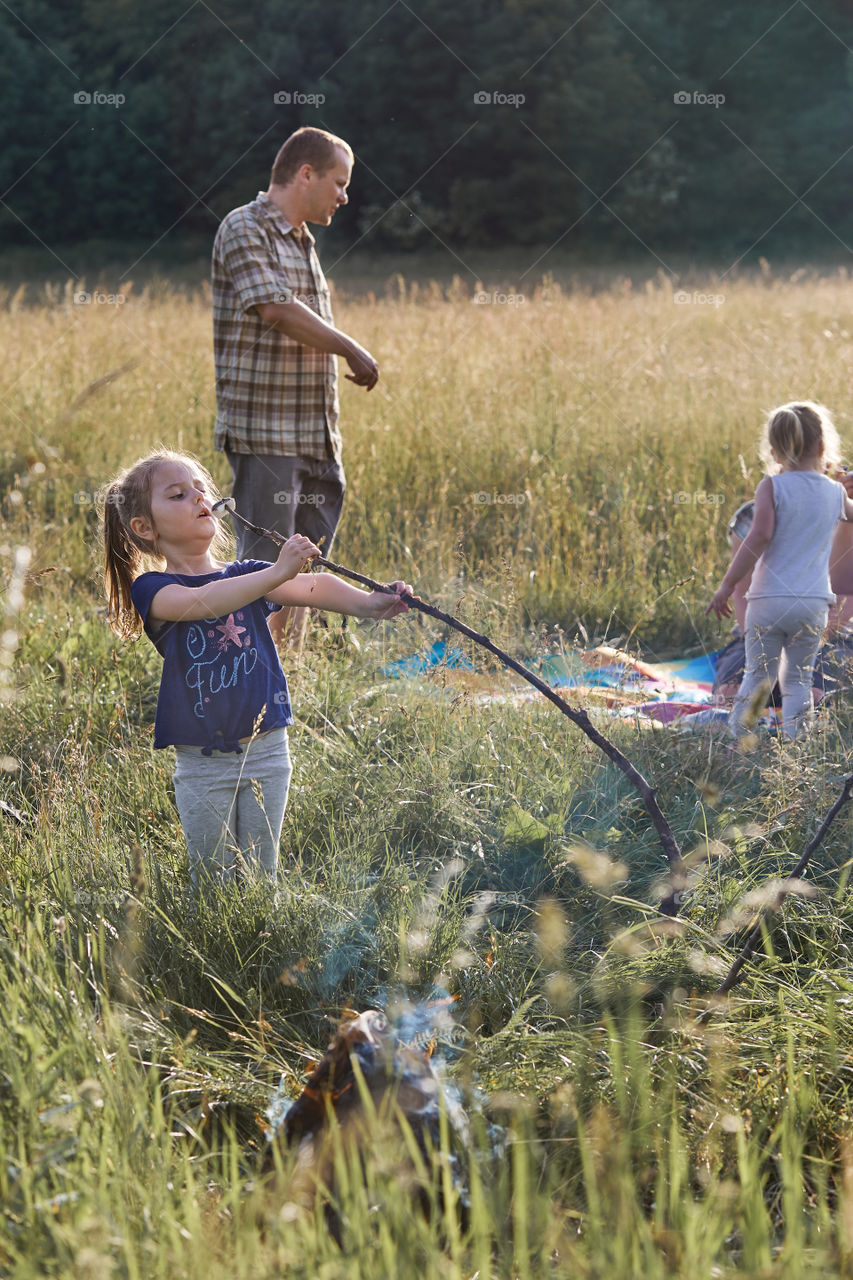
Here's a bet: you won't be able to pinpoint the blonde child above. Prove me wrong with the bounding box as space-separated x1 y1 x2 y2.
103 449 410 892
707 402 853 738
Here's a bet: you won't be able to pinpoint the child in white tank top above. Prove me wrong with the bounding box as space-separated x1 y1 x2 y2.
707 401 853 738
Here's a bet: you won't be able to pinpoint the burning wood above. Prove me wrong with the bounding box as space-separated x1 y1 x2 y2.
266 1009 468 1240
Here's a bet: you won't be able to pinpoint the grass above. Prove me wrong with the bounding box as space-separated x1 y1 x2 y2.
2 267 853 1275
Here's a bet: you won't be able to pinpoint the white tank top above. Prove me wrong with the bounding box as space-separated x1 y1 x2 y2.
748 470 845 603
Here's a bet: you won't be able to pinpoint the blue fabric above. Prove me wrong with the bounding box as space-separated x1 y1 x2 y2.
380 639 475 678
130 560 293 752
662 654 719 683
662 687 714 704
381 643 724 692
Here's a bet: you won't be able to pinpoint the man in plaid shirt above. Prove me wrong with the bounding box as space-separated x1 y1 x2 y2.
212 126 378 646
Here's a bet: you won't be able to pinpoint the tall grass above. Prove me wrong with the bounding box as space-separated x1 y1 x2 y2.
5 266 853 648
2 269 853 1275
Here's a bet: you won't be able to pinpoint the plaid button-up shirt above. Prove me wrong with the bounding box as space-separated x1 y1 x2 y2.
212 192 341 461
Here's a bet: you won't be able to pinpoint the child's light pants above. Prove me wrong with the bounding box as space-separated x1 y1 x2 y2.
729 597 828 739
172 728 292 893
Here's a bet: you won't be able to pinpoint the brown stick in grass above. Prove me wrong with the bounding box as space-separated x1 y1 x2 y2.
213 498 685 896
699 771 853 1020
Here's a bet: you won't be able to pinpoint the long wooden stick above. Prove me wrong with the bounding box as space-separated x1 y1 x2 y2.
214 499 684 891
705 771 853 1010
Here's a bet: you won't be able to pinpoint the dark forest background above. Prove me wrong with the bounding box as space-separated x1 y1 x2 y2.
3 0 853 275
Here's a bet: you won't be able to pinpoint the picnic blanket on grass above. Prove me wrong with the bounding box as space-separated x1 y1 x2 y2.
380 640 776 730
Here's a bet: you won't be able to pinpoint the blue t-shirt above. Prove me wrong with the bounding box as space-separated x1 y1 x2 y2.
130 560 293 753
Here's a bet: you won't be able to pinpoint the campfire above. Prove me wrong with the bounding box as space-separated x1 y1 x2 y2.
266 1008 469 1240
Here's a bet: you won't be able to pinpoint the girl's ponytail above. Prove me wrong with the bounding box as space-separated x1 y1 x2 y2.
768 406 804 467
103 480 146 637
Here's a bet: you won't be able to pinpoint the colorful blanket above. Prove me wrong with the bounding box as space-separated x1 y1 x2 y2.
383 630 851 728
381 640 754 729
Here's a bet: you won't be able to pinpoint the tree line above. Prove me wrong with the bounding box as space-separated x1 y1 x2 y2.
2 0 852 267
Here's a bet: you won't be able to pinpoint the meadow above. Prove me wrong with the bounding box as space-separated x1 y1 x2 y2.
2 266 853 1277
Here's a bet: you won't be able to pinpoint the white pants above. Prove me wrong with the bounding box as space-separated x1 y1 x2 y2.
730 597 828 739
172 728 292 893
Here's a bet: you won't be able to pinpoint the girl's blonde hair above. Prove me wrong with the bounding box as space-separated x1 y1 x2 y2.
760 401 842 473
102 449 231 638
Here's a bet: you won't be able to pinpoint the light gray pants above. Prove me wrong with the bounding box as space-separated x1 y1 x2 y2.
730 596 828 739
172 728 292 893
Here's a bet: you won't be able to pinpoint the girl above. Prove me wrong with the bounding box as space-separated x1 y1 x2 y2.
103 449 410 892
707 402 853 739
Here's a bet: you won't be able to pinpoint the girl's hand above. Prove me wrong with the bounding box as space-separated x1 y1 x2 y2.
706 587 732 620
366 580 413 619
274 534 321 582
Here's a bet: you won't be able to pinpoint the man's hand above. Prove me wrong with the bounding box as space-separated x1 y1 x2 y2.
255 299 379 389
343 342 379 390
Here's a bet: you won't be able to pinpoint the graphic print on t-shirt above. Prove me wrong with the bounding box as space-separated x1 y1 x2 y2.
187 609 259 719
215 612 250 652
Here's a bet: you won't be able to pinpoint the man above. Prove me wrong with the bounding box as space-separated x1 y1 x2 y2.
212 126 378 646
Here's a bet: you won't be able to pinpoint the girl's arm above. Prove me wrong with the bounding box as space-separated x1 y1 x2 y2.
831 476 853 601
842 480 853 523
707 477 775 619
728 536 753 632
148 536 319 623
266 572 411 619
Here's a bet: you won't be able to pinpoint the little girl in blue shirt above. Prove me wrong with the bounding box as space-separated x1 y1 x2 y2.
103 449 410 893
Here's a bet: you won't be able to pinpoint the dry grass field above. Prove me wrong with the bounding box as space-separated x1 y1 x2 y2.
3 267 853 1277
4 264 853 647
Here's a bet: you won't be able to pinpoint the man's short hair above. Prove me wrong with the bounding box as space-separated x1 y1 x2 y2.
271 128 353 186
